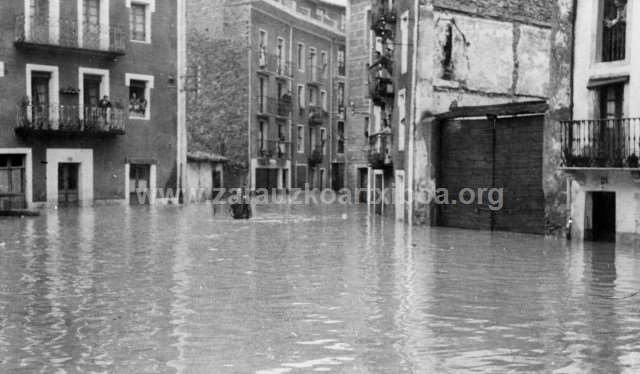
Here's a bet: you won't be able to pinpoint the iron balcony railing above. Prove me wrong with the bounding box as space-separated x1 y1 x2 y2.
16 104 126 134
602 23 626 62
14 14 126 54
560 118 640 168
306 64 328 84
256 96 292 117
368 132 393 169
259 140 291 159
257 49 293 77
308 105 328 126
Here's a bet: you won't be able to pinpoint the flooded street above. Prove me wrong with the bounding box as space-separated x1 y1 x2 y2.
1 204 640 373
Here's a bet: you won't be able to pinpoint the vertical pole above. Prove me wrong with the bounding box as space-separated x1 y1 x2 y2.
488 115 497 232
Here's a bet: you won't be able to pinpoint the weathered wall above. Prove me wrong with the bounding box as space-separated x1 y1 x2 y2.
412 0 572 234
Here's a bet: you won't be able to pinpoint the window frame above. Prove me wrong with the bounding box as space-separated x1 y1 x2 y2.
400 11 409 74
297 124 305 153
125 73 154 120
297 84 305 109
126 0 155 44
297 42 305 71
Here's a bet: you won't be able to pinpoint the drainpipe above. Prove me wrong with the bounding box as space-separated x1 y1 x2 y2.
566 0 578 239
407 0 420 225
177 0 187 204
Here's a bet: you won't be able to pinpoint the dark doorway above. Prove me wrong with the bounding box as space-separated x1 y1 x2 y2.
332 163 345 191
592 192 616 242
58 163 79 206
255 168 278 190
31 72 50 127
358 167 368 203
130 164 151 205
212 169 222 199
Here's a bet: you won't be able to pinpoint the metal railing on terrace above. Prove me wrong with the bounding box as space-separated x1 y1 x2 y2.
560 118 640 168
257 49 293 77
14 14 126 55
259 140 291 159
16 104 126 135
256 96 292 117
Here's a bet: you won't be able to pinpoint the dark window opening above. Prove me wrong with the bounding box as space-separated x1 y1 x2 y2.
442 23 454 80
602 0 626 62
129 80 147 117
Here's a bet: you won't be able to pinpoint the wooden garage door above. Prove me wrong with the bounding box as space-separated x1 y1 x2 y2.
438 115 545 234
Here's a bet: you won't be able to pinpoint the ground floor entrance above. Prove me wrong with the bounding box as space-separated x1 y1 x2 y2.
587 191 617 242
332 163 345 191
58 163 79 206
438 106 546 234
256 168 279 191
129 164 151 205
0 154 27 210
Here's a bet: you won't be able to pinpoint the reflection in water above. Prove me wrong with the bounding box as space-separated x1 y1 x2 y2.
1 205 640 373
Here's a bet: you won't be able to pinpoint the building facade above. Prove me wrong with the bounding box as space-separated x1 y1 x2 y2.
564 0 640 242
186 0 346 192
347 0 573 234
0 0 186 209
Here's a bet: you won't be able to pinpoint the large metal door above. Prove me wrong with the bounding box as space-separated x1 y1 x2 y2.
438 115 545 234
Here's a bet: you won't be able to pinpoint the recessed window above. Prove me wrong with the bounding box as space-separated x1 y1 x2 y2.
601 0 626 62
297 125 304 153
126 73 154 120
127 0 155 43
309 86 317 106
320 90 327 111
320 127 326 154
337 121 345 154
599 83 624 119
297 43 305 71
297 84 305 109
130 3 146 41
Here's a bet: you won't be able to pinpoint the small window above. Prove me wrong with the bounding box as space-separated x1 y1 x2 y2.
129 80 147 118
400 12 409 74
126 74 154 120
337 121 345 154
337 48 345 76
297 84 305 109
259 30 267 48
601 0 626 62
321 51 328 79
320 90 327 111
259 121 268 153
320 128 326 154
309 86 317 106
130 3 147 41
297 125 304 153
297 43 305 70
364 116 370 138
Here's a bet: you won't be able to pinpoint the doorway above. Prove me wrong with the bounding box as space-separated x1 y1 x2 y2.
58 163 79 206
358 167 368 203
130 164 151 205
31 72 51 127
591 192 616 242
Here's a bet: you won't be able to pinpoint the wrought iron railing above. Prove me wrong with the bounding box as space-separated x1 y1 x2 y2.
259 140 291 159
560 118 640 168
306 64 328 84
14 14 126 54
16 104 126 133
308 105 327 126
257 49 293 77
368 132 393 169
602 23 626 62
256 96 292 117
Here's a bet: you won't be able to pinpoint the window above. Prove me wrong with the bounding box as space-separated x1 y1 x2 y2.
79 67 110 121
320 128 327 154
277 37 285 73
337 121 345 154
259 30 267 48
321 51 328 79
126 73 154 120
317 7 326 18
337 82 345 109
599 84 624 119
127 0 154 43
309 86 317 106
26 64 59 126
337 48 346 76
0 155 25 195
401 11 409 74
601 0 626 62
297 43 305 71
258 76 267 113
297 84 305 109
297 125 304 153
321 90 327 111
398 89 406 151
130 4 146 41
309 47 317 80
364 116 370 138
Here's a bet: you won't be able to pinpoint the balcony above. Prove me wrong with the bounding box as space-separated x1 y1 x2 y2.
16 104 126 137
256 96 292 118
368 132 393 169
308 147 324 168
306 64 328 85
257 49 293 78
560 118 640 168
370 49 394 75
259 140 291 160
370 6 397 39
14 14 126 57
308 106 327 126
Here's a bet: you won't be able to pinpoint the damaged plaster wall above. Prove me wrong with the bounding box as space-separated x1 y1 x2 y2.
411 0 572 234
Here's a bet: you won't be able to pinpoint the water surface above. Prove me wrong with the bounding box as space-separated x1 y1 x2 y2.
1 204 639 373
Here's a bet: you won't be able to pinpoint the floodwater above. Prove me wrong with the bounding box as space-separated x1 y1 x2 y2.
1 204 640 374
